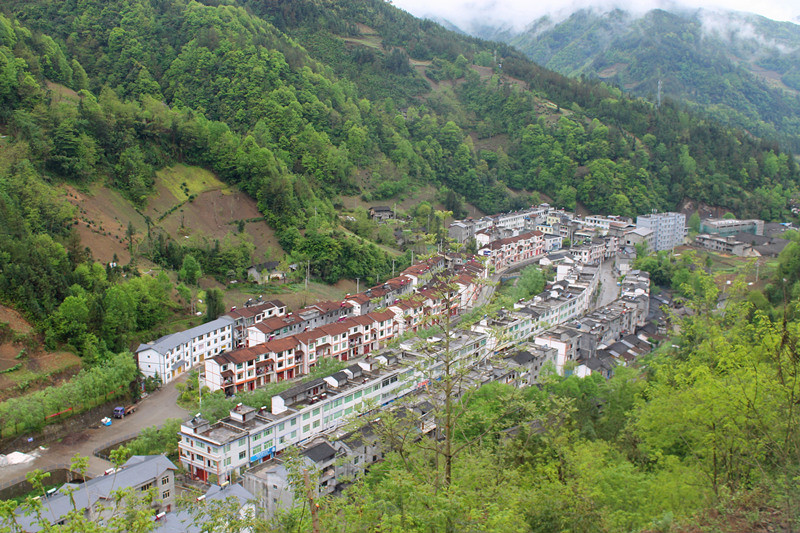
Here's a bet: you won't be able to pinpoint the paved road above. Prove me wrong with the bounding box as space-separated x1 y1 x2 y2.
1 375 189 482
593 257 621 310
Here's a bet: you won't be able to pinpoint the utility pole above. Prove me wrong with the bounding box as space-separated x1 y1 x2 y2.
392 259 396 277
657 78 662 109
305 260 309 293
356 277 360 294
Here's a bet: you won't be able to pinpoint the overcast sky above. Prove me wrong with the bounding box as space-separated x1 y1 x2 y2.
390 0 800 30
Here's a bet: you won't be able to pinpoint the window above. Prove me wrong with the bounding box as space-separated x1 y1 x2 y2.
264 427 273 436
278 422 285 431
354 390 362 399
303 412 310 421
239 451 246 460
303 424 310 433
290 418 297 427
253 432 261 441
225 457 231 466
252 445 262 454
345 394 353 403
161 476 169 485
162 490 170 499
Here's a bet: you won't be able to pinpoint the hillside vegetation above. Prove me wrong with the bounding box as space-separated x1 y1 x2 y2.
1 0 800 530
0 0 796 366
504 8 800 153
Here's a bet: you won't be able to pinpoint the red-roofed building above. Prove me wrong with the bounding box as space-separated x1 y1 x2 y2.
203 336 299 394
225 300 287 348
479 231 543 271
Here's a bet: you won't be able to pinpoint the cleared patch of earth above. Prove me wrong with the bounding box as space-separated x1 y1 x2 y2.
597 62 628 78
0 304 82 401
64 164 283 265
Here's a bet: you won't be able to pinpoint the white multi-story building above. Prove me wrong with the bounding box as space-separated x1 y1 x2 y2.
479 230 544 271
636 212 686 251
179 332 489 484
583 215 612 234
136 316 234 384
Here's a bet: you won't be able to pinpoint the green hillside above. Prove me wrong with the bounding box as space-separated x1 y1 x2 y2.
2 0 800 530
507 8 800 153
0 0 797 338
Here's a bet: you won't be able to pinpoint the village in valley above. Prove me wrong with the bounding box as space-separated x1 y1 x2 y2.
7 198 791 529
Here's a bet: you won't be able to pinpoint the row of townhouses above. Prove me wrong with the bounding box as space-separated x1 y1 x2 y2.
136 255 487 385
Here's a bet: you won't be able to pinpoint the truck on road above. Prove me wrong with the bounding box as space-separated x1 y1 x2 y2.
113 404 137 418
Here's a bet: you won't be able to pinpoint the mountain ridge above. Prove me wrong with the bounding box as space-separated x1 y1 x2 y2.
442 5 800 153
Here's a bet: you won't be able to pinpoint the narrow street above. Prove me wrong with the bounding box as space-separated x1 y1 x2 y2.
1 375 189 482
593 257 621 310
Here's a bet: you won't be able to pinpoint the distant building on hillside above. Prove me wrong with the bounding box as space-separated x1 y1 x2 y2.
247 261 286 284
636 212 685 251
700 218 764 237
694 234 754 256
369 206 394 221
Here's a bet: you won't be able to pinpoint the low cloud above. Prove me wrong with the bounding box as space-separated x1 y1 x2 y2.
391 0 799 31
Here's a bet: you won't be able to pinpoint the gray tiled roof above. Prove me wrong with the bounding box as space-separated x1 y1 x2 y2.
15 455 176 531
151 484 254 533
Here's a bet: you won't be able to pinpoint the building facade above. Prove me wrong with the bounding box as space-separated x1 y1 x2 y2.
636 212 686 251
137 317 234 384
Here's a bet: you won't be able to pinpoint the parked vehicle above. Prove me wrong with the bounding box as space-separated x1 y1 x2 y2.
113 404 137 418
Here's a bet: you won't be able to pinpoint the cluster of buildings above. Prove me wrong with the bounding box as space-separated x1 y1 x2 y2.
174 260 652 514
13 454 255 532
693 217 792 257
136 256 488 386
450 205 688 271
18 263 653 530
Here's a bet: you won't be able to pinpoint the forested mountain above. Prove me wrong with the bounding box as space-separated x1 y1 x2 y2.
0 0 796 336
475 8 800 153
3 1 800 531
